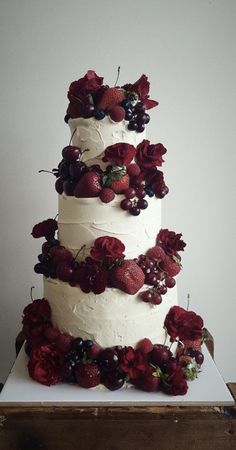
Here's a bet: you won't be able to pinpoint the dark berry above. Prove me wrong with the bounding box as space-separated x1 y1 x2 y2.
62 146 81 162
83 339 93 349
194 351 204 365
120 199 132 211
63 179 75 196
103 371 124 391
128 120 138 131
137 124 145 133
145 187 155 197
98 348 119 373
137 199 148 209
69 161 87 180
125 188 136 199
121 99 132 110
94 109 106 120
125 110 133 121
130 206 140 216
83 104 95 118
165 277 176 288
55 177 63 194
72 337 84 352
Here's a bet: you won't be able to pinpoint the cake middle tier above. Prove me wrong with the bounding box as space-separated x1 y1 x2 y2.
44 277 177 348
58 194 162 258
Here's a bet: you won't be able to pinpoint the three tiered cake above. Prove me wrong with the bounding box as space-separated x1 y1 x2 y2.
21 70 204 394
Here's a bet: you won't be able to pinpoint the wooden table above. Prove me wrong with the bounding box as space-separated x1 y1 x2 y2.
0 332 235 450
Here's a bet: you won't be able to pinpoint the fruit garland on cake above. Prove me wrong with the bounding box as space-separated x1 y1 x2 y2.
22 293 205 393
32 220 185 304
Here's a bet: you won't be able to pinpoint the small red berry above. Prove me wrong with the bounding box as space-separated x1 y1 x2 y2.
99 188 115 203
127 163 141 177
109 106 125 122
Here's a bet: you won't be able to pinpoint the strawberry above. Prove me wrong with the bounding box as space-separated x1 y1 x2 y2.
110 259 145 294
146 245 166 262
161 255 181 277
109 106 125 122
111 174 130 193
74 172 102 198
137 338 153 355
99 188 115 203
97 87 125 110
74 362 100 388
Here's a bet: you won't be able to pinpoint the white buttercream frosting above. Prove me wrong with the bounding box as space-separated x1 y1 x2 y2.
44 277 177 347
58 194 161 259
69 116 146 167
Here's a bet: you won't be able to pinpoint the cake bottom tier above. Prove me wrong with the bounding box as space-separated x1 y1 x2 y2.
44 278 177 348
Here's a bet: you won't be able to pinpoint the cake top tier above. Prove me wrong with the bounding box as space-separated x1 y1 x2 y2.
65 70 158 128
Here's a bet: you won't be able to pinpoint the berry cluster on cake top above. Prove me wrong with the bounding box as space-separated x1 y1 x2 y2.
65 69 158 132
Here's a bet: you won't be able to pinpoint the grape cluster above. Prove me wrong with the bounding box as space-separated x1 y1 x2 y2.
120 177 150 216
54 145 89 196
135 254 176 305
121 99 150 133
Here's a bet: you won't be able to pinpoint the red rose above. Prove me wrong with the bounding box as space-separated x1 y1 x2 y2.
135 140 166 170
163 365 188 396
68 70 103 103
178 311 204 341
156 229 186 256
90 236 125 264
122 74 158 110
22 299 51 333
103 143 136 166
164 306 204 343
120 347 148 379
31 219 58 239
28 344 69 386
164 306 187 341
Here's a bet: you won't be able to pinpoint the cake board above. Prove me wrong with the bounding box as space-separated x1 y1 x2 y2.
0 344 234 406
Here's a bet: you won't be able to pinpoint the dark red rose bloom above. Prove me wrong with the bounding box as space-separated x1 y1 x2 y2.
31 219 58 239
68 70 103 103
135 140 166 170
164 306 187 341
75 258 108 294
178 311 204 341
28 344 69 386
164 306 204 343
90 236 125 264
122 74 158 110
22 299 51 329
163 365 188 396
156 229 186 256
103 143 136 166
120 347 148 379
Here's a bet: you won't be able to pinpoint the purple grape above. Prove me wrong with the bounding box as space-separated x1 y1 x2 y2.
98 348 119 372
194 351 204 365
63 179 75 196
103 372 124 391
137 199 148 210
55 177 63 194
130 206 140 216
128 120 138 131
69 161 87 180
120 199 132 211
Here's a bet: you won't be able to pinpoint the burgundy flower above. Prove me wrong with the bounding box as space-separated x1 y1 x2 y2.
122 74 158 110
163 365 188 396
178 311 204 342
156 229 186 256
136 140 166 170
31 219 58 239
75 258 108 294
120 347 148 379
103 143 136 166
22 299 51 330
90 236 125 264
28 344 69 386
164 306 187 342
164 306 204 343
68 70 103 103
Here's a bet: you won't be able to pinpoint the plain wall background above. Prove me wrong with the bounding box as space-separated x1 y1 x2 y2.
0 0 235 384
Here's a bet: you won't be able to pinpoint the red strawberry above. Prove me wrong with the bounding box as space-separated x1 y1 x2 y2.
127 163 141 177
97 87 125 110
137 338 153 355
109 106 125 122
133 367 161 392
111 174 130 193
146 245 166 261
110 259 145 294
74 362 100 388
74 172 102 198
99 188 115 203
161 255 181 277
